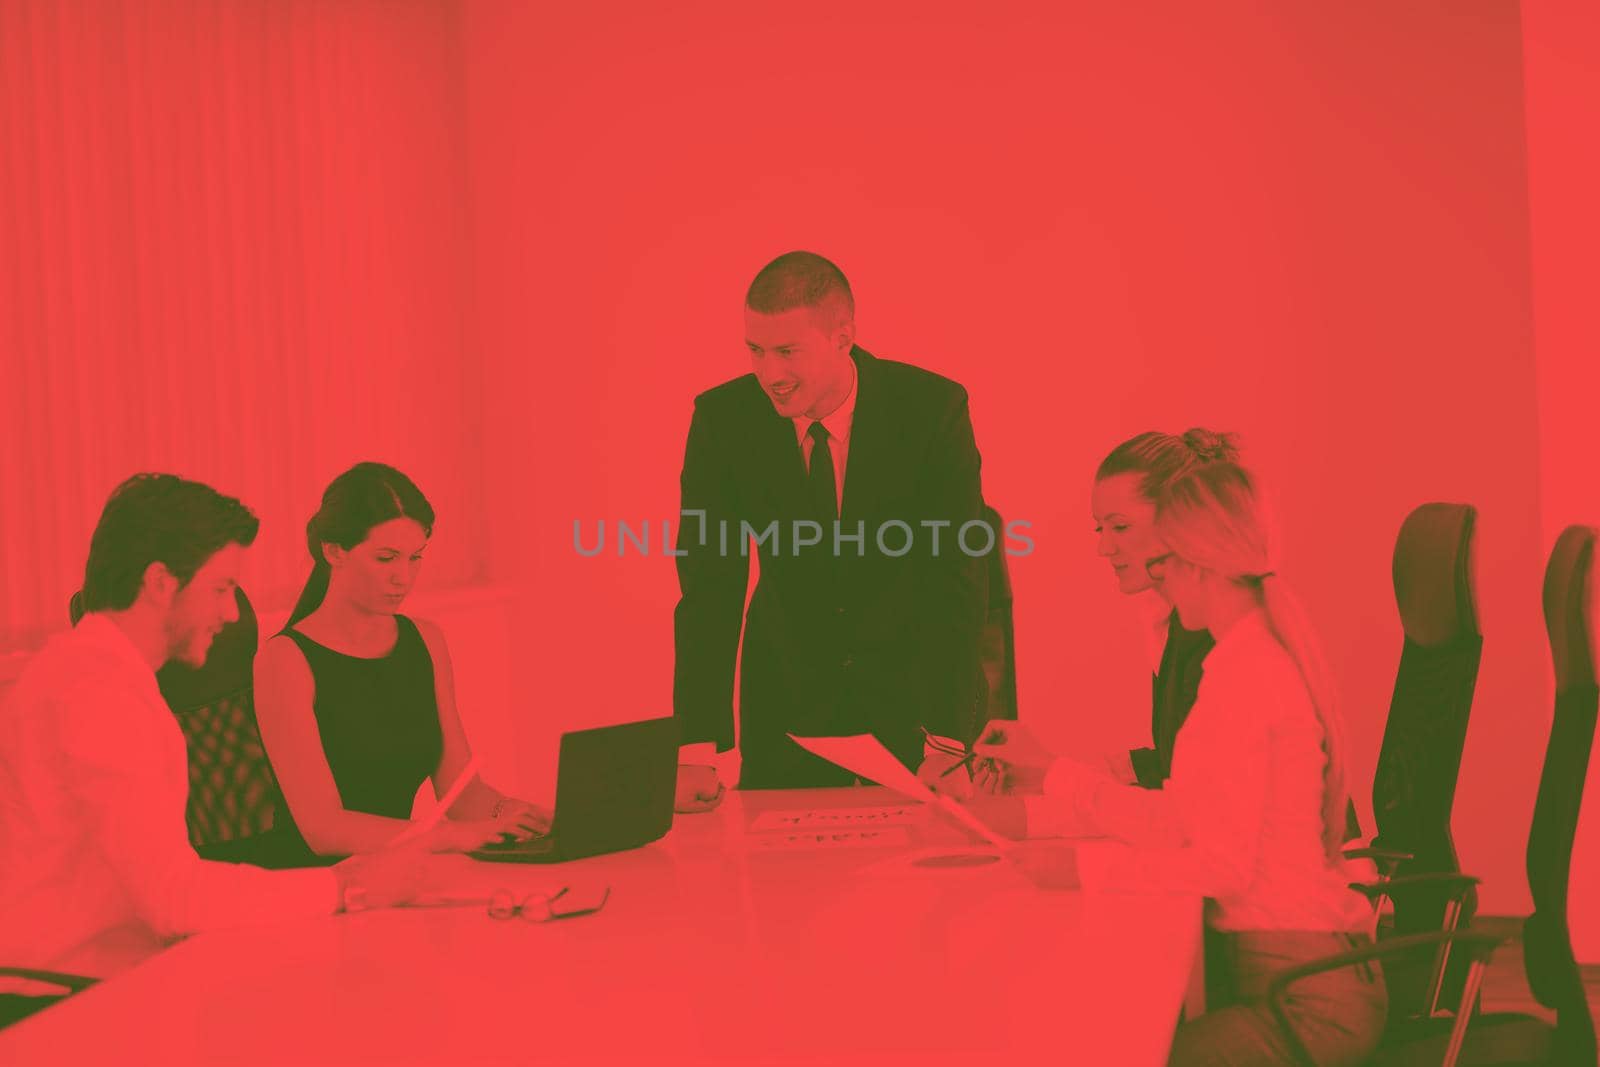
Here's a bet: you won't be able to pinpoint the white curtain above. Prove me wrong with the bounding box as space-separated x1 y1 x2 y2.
0 0 487 655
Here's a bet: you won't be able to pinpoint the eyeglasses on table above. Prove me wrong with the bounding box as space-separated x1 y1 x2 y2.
401 885 610 923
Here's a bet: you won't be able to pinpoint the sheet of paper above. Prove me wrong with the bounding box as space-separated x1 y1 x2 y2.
786 733 932 800
389 755 480 846
786 733 1013 852
933 794 1015 852
750 806 922 832
747 827 913 852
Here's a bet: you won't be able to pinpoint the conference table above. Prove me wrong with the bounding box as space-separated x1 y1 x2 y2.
0 787 1201 1065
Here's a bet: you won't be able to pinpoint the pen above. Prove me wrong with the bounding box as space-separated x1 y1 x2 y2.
938 750 977 779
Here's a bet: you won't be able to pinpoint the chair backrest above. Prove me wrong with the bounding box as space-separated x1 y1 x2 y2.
1369 504 1484 1019
977 503 1018 732
70 587 280 847
1372 503 1483 882
1525 524 1598 1066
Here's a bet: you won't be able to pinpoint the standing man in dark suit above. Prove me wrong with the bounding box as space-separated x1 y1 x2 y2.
672 251 988 806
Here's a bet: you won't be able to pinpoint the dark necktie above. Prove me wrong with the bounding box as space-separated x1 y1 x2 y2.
807 421 837 524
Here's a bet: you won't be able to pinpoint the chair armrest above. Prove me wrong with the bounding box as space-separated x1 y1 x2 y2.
0 967 99 994
1268 930 1506 998
1265 930 1508 1065
1348 871 1480 904
1343 845 1413 879
1342 846 1414 864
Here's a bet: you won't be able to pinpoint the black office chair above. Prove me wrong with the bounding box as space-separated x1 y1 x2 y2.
69 588 282 860
1514 524 1599 1064
1265 524 1599 1067
1341 503 1485 1022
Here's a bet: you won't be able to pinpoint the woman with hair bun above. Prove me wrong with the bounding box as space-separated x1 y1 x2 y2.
252 462 548 866
937 429 1241 801
1088 428 1241 789
972 440 1383 1065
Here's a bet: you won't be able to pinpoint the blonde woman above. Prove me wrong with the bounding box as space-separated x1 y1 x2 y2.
929 430 1236 796
974 442 1384 1066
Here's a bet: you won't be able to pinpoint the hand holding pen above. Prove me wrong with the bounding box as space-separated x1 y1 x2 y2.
970 720 1057 795
918 727 988 799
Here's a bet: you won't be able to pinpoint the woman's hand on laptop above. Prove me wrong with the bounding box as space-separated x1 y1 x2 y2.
675 763 724 813
491 799 552 837
429 812 545 853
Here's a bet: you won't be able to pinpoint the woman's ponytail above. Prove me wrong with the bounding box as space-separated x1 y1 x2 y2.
285 517 331 628
1257 574 1350 865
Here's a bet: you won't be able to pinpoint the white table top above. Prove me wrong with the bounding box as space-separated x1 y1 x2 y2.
0 787 1200 1065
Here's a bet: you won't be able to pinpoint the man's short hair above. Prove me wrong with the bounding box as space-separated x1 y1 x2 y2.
745 251 855 329
80 474 260 612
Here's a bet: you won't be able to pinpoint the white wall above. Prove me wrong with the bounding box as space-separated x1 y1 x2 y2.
463 3 1548 913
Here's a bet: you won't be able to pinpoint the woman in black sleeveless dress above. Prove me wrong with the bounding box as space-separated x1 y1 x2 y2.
252 463 547 867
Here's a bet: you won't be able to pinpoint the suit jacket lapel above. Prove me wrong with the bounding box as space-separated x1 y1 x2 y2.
756 391 808 522
840 347 889 523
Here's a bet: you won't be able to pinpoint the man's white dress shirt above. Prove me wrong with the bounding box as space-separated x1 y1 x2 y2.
0 614 337 983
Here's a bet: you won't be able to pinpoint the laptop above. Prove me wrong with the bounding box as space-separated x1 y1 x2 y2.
470 716 678 864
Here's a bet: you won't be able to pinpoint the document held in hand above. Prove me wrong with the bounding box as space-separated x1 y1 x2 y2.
785 733 1012 852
